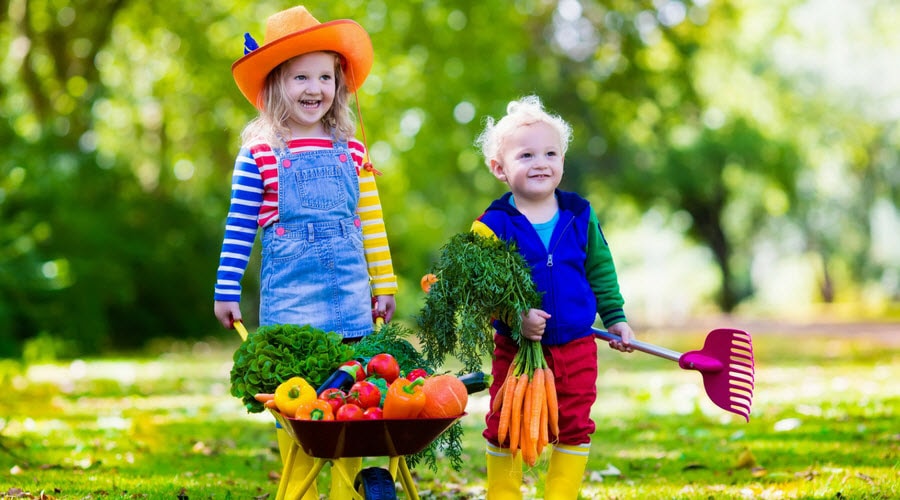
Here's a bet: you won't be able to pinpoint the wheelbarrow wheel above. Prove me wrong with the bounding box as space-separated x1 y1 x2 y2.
354 467 397 500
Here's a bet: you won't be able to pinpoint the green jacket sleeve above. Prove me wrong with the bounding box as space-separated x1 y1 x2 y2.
585 207 627 327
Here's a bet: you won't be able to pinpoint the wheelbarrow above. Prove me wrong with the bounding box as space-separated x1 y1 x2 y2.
233 319 463 498
270 410 463 500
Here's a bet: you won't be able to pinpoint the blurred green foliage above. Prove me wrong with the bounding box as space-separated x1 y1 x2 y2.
1 0 897 356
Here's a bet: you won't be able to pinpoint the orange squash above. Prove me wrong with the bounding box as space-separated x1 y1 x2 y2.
419 374 468 418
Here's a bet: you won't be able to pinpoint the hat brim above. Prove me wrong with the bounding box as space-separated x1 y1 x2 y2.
232 19 373 109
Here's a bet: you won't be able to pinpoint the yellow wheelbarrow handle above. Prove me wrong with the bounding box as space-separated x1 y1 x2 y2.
234 320 249 341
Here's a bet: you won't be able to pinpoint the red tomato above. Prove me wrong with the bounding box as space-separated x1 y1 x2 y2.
366 353 400 383
362 407 383 420
335 403 365 421
341 360 366 382
347 380 382 409
405 368 429 382
318 388 346 413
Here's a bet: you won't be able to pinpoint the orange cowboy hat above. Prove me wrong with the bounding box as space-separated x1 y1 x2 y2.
232 6 373 109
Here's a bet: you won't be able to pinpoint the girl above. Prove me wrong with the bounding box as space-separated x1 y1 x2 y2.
473 96 636 499
213 6 397 499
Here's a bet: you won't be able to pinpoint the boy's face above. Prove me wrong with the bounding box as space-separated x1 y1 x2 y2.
282 51 337 136
490 121 564 202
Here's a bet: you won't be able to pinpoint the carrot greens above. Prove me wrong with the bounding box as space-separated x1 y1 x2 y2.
416 230 560 466
416 231 543 372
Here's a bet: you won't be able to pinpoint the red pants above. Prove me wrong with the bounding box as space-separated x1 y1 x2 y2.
483 333 597 446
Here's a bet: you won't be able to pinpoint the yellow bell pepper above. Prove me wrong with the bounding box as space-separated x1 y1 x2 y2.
274 376 316 416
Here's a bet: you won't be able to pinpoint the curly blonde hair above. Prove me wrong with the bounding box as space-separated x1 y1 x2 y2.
240 52 356 147
475 95 572 169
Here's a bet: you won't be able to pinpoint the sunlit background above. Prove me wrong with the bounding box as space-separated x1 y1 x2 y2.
1 0 898 357
2 3 899 497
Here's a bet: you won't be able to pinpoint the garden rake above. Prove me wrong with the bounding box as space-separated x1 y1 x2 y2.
593 327 755 421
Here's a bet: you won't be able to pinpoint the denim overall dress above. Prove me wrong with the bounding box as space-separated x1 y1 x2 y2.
258 139 372 339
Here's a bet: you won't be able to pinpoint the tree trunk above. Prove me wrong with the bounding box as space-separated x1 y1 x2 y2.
688 201 740 312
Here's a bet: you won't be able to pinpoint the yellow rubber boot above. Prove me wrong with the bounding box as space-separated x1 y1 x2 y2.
329 456 362 500
544 443 591 500
486 442 523 500
276 427 319 500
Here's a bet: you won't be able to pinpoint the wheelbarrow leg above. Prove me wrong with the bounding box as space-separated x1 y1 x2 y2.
276 442 298 500
387 456 399 478
396 456 420 500
277 442 327 500
286 458 327 500
331 459 364 500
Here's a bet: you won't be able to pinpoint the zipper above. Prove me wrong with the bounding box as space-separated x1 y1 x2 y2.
546 215 575 268
543 212 574 346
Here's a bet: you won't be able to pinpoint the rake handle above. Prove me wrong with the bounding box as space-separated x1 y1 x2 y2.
592 327 683 362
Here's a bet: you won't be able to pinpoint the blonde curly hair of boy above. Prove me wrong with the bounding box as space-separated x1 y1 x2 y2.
475 95 573 169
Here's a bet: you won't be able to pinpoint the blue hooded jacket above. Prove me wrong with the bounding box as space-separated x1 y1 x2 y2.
475 190 626 346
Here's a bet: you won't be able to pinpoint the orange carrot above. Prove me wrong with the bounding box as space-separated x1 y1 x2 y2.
521 414 535 467
420 273 438 293
521 374 536 466
492 364 516 414
508 373 529 456
543 367 560 439
537 387 548 456
491 379 505 414
264 398 278 409
254 393 275 404
529 368 545 448
497 368 518 444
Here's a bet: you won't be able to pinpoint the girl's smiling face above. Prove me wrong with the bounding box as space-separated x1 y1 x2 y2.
490 121 564 203
282 51 336 137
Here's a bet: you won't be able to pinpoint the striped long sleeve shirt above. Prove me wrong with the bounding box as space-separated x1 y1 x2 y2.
214 137 399 303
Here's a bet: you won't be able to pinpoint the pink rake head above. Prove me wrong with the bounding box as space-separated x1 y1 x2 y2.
679 328 755 421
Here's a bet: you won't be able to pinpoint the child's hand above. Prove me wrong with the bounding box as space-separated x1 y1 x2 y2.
373 295 396 323
521 308 551 342
214 301 242 329
607 322 635 353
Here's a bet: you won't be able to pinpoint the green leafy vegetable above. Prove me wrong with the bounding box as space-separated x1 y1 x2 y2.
353 322 435 375
230 324 355 413
416 232 543 372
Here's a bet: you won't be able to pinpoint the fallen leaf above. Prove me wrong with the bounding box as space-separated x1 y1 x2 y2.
855 472 874 484
596 463 621 476
751 467 768 477
191 441 213 455
735 448 757 469
797 469 818 481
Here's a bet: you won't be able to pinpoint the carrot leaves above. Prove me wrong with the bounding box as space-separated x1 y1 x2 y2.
416 232 543 372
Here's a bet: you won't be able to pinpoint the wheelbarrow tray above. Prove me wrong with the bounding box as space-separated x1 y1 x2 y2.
272 410 463 458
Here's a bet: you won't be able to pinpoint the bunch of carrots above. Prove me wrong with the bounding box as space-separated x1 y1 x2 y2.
492 338 558 466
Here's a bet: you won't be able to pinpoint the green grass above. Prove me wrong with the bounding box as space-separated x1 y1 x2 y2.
2 328 898 499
